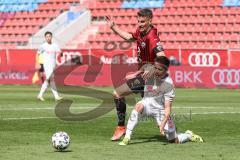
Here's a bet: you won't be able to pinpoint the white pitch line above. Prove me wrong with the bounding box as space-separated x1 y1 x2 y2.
0 106 238 111
1 111 240 121
190 112 240 115
2 117 57 120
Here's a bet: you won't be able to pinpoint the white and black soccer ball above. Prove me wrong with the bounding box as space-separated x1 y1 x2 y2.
51 131 70 151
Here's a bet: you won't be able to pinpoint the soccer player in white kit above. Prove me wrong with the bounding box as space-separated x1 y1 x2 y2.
119 56 203 145
37 31 63 101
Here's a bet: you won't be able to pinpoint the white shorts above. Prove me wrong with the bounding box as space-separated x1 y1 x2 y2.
138 99 177 141
43 63 56 80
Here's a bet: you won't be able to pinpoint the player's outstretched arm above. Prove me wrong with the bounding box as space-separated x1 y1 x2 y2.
106 16 135 42
159 100 172 136
125 64 152 80
125 70 143 80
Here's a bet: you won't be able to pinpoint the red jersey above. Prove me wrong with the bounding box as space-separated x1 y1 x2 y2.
132 26 164 68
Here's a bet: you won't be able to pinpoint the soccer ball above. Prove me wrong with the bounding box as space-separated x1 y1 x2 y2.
51 131 70 151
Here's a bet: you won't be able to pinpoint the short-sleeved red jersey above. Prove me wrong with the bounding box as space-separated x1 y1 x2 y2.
132 26 164 68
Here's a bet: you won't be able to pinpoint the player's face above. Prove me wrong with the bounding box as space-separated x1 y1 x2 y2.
137 16 152 33
45 34 52 44
154 62 167 78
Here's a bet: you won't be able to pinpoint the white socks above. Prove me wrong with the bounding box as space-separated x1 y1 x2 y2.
177 133 192 143
125 110 139 139
38 80 60 98
38 81 48 97
50 80 60 98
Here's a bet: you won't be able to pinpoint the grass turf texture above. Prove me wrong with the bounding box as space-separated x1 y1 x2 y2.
0 85 240 160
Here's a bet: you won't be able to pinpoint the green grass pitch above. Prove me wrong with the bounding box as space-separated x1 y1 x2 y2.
0 85 240 160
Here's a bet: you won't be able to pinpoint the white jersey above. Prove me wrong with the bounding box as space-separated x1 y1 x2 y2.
137 75 177 140
38 42 61 67
37 42 61 79
142 75 175 110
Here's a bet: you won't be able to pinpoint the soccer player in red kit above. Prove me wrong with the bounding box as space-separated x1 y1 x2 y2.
106 9 165 141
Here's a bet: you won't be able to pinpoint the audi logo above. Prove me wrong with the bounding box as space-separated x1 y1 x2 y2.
188 52 221 67
212 69 240 86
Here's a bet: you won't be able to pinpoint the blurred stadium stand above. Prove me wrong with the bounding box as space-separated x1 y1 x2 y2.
81 0 240 49
121 0 165 8
0 0 80 49
0 0 240 49
223 0 240 6
0 0 47 12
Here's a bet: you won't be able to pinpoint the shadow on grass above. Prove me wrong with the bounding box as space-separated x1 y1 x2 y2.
54 150 73 153
128 135 169 145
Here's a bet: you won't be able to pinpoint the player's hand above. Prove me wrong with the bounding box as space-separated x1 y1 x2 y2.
142 65 155 80
159 125 165 136
105 16 115 28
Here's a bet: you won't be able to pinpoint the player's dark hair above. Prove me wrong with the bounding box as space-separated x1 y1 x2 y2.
155 56 170 68
45 31 52 36
137 9 153 19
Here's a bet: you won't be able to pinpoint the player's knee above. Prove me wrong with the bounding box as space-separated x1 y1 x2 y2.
113 91 121 99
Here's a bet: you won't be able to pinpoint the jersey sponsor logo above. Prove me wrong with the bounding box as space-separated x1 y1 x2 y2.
144 84 163 96
212 69 240 86
188 52 221 67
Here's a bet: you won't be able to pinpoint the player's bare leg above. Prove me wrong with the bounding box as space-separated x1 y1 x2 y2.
111 83 132 141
